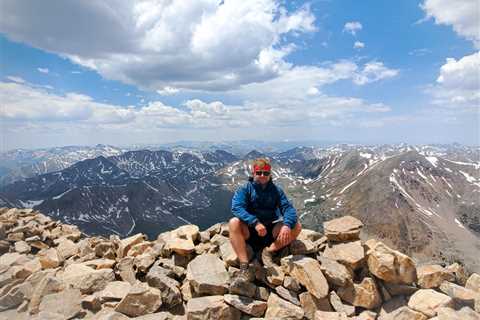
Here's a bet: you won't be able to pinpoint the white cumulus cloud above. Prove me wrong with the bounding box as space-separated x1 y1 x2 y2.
353 41 365 49
0 0 317 91
428 51 480 108
421 0 480 47
343 21 362 36
37 67 49 74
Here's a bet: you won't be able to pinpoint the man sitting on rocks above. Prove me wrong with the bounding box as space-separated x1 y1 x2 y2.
229 157 302 284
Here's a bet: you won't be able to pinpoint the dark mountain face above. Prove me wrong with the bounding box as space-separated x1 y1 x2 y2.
0 149 239 239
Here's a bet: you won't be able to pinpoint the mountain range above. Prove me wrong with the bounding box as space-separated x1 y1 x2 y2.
0 142 479 272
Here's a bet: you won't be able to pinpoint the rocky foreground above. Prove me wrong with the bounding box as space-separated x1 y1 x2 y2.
0 208 479 320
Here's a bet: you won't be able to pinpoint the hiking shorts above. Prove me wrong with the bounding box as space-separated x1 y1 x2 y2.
246 218 282 250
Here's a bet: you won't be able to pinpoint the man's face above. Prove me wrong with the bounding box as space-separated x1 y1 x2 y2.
253 169 271 185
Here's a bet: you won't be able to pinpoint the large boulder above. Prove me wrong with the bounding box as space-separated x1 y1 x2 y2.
224 294 267 317
417 265 454 289
281 255 329 299
264 293 304 319
408 289 454 317
323 216 363 242
38 288 84 319
323 240 365 270
436 306 480 320
114 282 162 317
186 254 230 295
146 265 182 307
299 292 332 320
337 277 382 310
61 264 115 294
365 240 416 284
318 255 353 287
439 281 479 308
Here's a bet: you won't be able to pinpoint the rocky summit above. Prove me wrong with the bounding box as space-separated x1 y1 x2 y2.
0 208 479 320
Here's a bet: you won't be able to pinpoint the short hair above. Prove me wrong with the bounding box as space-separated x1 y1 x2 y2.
251 158 271 173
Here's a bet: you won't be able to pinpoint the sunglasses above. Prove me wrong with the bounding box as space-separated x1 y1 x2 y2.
255 171 271 176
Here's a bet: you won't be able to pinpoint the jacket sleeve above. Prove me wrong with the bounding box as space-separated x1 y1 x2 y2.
277 187 297 229
231 184 258 226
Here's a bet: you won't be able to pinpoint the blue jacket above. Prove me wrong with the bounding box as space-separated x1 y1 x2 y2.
231 178 297 229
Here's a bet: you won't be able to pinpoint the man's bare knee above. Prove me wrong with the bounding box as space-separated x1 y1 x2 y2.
229 217 249 239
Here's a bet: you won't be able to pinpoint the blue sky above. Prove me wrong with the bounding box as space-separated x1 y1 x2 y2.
0 0 478 150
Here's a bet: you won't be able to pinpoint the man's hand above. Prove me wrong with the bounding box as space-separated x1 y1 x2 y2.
255 222 267 237
277 225 292 246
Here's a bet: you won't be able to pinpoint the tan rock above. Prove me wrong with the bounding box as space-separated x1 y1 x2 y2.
299 292 332 320
337 277 382 310
466 273 480 293
318 255 353 287
290 239 316 255
98 281 132 301
323 240 365 270
28 274 64 314
224 294 267 317
445 263 468 286
417 265 454 289
127 242 153 257
0 252 30 267
439 281 479 308
281 255 329 299
266 264 285 286
366 240 416 284
0 282 30 312
186 295 240 320
436 306 480 320
117 233 146 258
381 306 428 320
38 288 84 319
134 250 156 273
61 263 115 294
329 291 355 316
14 241 30 254
85 308 130 320
116 257 137 284
56 238 79 259
114 282 162 317
276 286 300 305
314 310 348 320
323 215 363 242
283 276 301 292
81 258 116 269
265 293 304 319
186 254 229 295
166 237 195 256
408 289 454 317
174 224 199 242
297 229 323 242
353 311 378 320
146 265 182 307
38 248 63 269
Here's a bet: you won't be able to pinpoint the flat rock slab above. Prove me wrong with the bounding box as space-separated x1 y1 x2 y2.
224 294 267 317
408 289 454 317
186 254 230 295
323 216 363 242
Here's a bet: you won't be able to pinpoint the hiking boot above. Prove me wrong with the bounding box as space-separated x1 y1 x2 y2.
261 247 275 267
230 263 251 289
